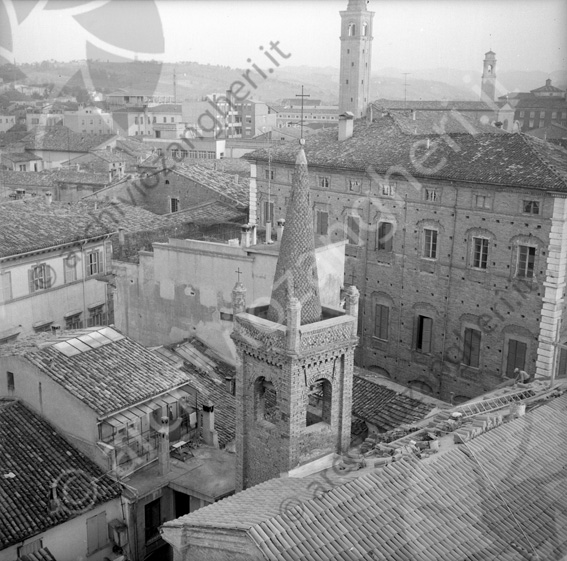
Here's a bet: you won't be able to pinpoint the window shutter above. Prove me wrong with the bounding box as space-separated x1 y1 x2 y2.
380 305 389 340
44 265 52 289
321 212 328 235
507 340 518 376
515 340 526 370
470 329 481 368
558 348 567 379
87 515 98 555
28 269 35 294
105 242 112 273
97 512 107 549
421 317 432 353
463 328 472 365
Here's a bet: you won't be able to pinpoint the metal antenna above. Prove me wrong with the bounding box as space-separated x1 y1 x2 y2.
295 85 310 140
402 73 411 107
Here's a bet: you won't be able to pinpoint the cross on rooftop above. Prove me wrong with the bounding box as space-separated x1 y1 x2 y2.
236 267 242 282
295 85 310 140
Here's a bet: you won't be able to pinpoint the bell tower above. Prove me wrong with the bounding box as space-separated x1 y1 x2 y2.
232 143 359 492
339 0 375 118
481 50 497 102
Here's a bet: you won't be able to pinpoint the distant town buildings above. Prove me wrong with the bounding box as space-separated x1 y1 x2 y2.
499 78 567 132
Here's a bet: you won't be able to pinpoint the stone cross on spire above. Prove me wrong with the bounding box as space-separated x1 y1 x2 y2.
266 142 322 326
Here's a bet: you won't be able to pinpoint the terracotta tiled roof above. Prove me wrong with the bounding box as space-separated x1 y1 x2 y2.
0 170 55 188
44 169 111 186
267 147 322 325
165 392 567 560
21 126 116 152
352 371 439 430
2 328 192 417
0 398 121 549
165 200 246 225
1 151 42 162
141 159 250 208
147 104 182 113
0 198 166 258
388 110 507 135
246 114 567 191
374 99 496 111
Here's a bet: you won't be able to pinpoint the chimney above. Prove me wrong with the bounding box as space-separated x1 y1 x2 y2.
201 400 219 447
45 191 52 205
158 416 170 475
15 188 25 199
265 220 273 244
412 110 417 121
366 104 373 125
338 112 354 141
240 224 251 248
276 218 285 242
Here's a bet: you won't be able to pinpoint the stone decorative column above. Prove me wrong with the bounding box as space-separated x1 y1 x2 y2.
286 297 301 354
232 282 247 315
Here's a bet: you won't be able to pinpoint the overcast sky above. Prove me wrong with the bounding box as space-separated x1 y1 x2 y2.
4 0 566 74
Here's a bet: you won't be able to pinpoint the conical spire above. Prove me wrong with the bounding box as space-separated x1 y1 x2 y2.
266 145 322 326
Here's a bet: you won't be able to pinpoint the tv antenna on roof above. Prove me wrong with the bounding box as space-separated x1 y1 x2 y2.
402 73 411 106
295 85 310 140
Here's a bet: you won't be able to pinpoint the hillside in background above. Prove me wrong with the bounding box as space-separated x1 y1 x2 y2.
11 60 567 105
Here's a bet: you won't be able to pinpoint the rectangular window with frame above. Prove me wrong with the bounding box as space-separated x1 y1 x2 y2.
145 498 161 544
87 251 102 276
348 179 361 192
263 201 274 225
89 305 105 327
416 315 433 353
316 210 329 235
7 371 14 393
517 245 536 278
346 215 360 245
475 195 491 209
170 197 179 213
374 304 389 341
86 511 108 555
506 339 527 377
381 183 394 196
264 169 274 180
377 222 393 251
64 255 77 283
425 189 438 202
462 327 481 368
472 237 489 269
522 200 540 215
423 229 438 259
1 271 12 302
28 264 52 293
65 313 82 330
318 176 330 188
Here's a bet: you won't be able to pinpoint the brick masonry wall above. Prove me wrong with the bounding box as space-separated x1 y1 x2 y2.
256 162 553 402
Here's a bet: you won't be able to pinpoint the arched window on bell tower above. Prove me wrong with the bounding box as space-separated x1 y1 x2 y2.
306 378 333 427
362 22 368 36
255 377 278 424
348 23 356 36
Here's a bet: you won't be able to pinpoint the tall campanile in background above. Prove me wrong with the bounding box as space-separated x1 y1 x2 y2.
339 0 374 118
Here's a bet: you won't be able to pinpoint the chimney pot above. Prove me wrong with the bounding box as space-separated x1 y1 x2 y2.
338 112 354 141
45 191 52 205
